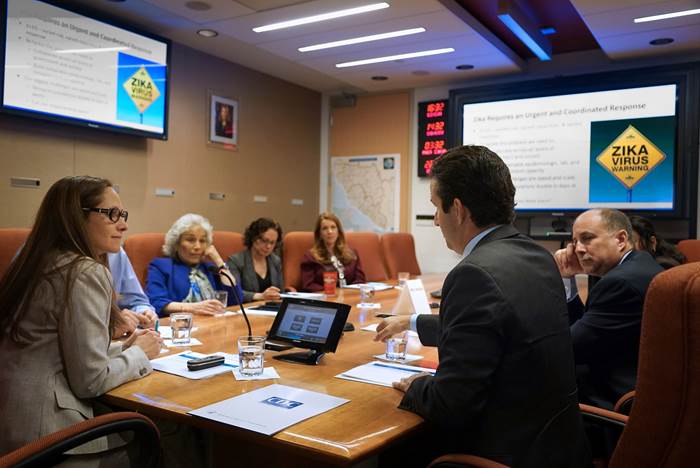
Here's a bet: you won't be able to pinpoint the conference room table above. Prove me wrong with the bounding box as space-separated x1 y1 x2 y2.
104 275 445 467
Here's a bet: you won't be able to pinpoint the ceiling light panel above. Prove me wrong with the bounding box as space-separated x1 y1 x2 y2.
258 10 478 59
635 8 700 23
143 0 253 24
299 28 426 52
205 0 441 44
335 48 455 68
253 3 390 32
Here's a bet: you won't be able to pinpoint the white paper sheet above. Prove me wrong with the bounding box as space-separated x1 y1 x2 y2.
343 282 394 292
189 384 349 435
336 361 436 387
151 351 239 379
280 292 325 300
356 302 381 309
233 366 280 381
163 337 203 348
157 325 198 339
373 353 424 364
361 323 379 332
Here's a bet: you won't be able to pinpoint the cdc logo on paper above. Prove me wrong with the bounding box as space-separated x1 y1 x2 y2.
262 396 303 409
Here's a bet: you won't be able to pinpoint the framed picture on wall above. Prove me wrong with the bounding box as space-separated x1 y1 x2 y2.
208 93 238 149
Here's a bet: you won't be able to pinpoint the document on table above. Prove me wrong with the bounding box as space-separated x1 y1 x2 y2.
189 384 349 435
336 361 436 387
151 351 239 379
280 292 325 300
343 282 394 292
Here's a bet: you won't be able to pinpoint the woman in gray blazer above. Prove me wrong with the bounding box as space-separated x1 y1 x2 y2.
226 218 284 302
0 176 162 458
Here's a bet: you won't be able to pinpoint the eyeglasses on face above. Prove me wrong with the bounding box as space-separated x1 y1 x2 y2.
256 237 277 246
82 207 129 223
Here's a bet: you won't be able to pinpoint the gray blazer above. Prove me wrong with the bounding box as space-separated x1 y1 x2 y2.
0 254 151 455
226 249 283 303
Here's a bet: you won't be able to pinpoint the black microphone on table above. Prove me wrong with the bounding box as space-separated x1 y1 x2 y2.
208 265 252 337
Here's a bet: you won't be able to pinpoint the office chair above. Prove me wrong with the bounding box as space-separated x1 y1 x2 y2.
123 232 166 287
430 262 700 468
380 232 421 279
0 412 160 468
282 231 314 290
0 228 30 280
345 231 388 281
677 239 700 263
212 230 245 260
578 261 700 468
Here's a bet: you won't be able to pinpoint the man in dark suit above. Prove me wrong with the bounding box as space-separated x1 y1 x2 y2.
555 209 663 409
376 146 590 467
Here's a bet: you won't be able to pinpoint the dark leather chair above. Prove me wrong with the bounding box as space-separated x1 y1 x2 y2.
579 262 700 467
0 412 160 468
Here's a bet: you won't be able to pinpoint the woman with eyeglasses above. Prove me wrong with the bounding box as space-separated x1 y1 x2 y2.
300 212 366 292
225 218 285 302
146 213 243 316
0 176 162 459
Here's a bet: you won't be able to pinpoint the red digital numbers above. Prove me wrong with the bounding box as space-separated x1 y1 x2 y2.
418 100 448 177
426 102 445 118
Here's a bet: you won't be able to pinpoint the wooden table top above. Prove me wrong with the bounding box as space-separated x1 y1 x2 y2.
104 275 444 466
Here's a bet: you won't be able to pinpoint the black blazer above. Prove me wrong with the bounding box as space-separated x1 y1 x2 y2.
568 250 663 408
402 225 590 467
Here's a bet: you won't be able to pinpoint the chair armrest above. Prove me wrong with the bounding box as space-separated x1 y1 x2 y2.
0 412 160 468
579 403 628 429
429 454 509 468
613 390 635 415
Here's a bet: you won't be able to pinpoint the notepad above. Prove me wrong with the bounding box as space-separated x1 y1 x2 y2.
336 361 436 387
151 351 239 380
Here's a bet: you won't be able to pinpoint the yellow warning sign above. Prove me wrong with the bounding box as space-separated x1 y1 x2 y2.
595 125 665 189
122 66 161 114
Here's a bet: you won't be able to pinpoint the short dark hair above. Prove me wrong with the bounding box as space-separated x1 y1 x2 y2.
244 217 282 249
431 145 516 227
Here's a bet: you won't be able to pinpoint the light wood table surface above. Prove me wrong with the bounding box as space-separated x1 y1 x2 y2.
104 275 444 466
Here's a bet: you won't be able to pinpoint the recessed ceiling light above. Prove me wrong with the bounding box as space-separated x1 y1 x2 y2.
371 76 388 81
336 48 455 68
456 64 474 70
185 1 212 11
634 8 700 23
299 27 425 52
649 37 674 46
253 2 390 33
197 29 218 38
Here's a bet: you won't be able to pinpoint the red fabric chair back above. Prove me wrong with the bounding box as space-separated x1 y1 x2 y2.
0 228 30 280
282 231 314 290
610 262 700 468
123 233 166 287
345 232 387 282
380 232 421 279
213 231 245 260
677 239 700 263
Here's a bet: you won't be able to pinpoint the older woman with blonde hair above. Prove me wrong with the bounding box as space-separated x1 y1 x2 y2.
300 212 365 292
146 213 243 316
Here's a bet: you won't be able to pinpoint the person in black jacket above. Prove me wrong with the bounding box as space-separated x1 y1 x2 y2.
555 209 663 409
376 146 590 467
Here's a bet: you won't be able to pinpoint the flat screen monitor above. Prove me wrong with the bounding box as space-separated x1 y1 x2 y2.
1 0 170 139
449 64 700 219
267 298 351 365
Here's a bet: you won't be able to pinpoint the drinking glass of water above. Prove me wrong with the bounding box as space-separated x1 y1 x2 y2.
170 313 193 345
237 335 265 375
214 290 228 308
386 332 407 361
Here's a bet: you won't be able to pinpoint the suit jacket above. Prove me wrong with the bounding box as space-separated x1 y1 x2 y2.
568 250 663 408
0 254 151 455
300 249 366 292
226 249 283 302
146 257 243 316
402 225 590 467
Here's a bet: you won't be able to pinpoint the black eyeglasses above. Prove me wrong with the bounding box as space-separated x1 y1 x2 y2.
82 207 129 223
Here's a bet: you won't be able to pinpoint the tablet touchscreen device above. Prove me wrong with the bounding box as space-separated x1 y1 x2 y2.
267 298 351 365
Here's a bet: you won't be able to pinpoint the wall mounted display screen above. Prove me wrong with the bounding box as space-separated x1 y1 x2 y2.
459 84 677 212
1 0 169 139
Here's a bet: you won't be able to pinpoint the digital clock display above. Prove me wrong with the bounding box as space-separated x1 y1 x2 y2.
418 100 448 177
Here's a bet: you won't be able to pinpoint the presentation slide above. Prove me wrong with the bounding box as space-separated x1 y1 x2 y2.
461 84 676 210
3 0 167 134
